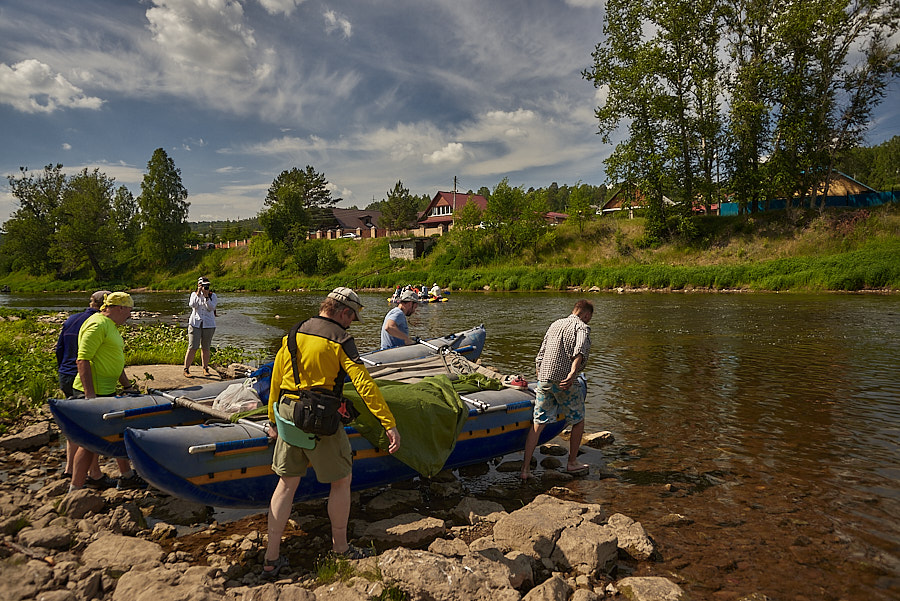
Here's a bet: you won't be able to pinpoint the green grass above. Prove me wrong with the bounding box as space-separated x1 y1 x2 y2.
315 553 359 584
312 546 408 599
0 309 253 434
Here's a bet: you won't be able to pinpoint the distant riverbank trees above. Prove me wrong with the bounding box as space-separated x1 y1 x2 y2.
584 0 900 244
0 148 189 279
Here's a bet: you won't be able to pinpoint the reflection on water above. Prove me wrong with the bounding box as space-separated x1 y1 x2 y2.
3 290 898 599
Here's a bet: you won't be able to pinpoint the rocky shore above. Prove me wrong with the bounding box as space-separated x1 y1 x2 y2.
1 411 694 601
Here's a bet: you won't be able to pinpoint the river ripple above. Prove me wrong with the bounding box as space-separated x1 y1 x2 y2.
3 290 898 600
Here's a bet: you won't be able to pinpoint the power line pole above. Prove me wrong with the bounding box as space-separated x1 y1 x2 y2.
453 176 457 212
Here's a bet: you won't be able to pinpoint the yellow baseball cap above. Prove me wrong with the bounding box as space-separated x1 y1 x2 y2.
101 291 134 309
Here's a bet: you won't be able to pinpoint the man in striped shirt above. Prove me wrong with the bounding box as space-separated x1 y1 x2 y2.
521 299 593 480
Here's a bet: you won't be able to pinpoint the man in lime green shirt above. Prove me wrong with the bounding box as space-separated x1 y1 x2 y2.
70 292 147 492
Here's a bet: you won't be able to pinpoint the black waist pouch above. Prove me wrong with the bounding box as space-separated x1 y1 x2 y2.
284 388 360 437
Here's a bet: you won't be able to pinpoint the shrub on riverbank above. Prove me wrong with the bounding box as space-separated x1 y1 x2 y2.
0 310 251 433
1 204 898 293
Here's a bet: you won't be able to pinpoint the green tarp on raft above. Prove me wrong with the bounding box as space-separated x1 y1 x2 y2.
343 374 504 477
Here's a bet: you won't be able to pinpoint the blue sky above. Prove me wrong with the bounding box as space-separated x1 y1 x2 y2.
1 0 897 223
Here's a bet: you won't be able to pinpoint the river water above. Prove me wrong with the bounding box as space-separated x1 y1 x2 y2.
3 290 898 600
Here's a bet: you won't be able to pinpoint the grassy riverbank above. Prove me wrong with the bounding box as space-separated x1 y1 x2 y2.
2 204 898 294
0 310 251 433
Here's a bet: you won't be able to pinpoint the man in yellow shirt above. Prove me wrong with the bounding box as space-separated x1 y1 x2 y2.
71 292 146 492
262 287 401 577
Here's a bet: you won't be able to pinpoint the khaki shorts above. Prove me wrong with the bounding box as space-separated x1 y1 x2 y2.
187 325 215 350
271 399 353 481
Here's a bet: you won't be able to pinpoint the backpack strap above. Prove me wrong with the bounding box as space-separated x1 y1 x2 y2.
287 320 305 388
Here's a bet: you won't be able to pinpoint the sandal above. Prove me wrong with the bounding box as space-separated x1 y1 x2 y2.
183 369 191 378
261 554 289 578
335 544 374 560
203 368 211 376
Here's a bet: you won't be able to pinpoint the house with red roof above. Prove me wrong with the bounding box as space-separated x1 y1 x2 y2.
417 191 488 235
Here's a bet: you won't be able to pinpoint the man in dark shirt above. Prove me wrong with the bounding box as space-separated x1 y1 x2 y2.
54 290 115 487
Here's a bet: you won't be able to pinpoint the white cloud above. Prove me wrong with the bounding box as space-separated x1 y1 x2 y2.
67 161 146 185
188 183 268 220
423 142 465 165
145 0 258 76
182 138 207 152
323 10 352 38
258 0 304 17
0 59 104 113
62 143 72 150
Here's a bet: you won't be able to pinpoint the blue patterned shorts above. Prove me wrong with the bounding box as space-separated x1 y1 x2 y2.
533 380 585 425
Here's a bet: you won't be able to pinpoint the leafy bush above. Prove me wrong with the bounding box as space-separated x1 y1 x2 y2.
200 250 226 277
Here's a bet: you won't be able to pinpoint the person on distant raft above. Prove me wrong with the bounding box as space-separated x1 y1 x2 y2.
521 299 593 480
380 290 419 349
429 282 442 299
183 276 218 377
261 287 400 577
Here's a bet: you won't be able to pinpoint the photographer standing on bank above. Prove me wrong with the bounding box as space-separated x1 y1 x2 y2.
183 276 218 377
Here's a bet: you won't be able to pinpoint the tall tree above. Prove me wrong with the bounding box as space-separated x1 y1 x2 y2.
2 164 66 274
724 0 899 209
112 185 139 244
53 168 120 279
566 181 594 234
483 178 548 258
259 166 335 249
722 0 778 213
584 0 671 243
138 148 189 265
379 181 420 230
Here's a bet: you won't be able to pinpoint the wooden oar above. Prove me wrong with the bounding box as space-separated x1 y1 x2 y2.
148 389 267 433
147 389 273 455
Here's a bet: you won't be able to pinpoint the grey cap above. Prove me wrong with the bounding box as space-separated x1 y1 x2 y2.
399 290 419 303
327 287 363 321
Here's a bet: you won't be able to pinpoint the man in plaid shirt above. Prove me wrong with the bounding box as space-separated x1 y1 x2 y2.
521 299 593 480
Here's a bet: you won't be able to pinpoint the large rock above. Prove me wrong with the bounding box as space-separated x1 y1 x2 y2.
582 431 615 448
428 537 470 557
112 565 226 601
358 512 447 547
616 576 688 601
0 557 54 601
0 422 52 451
58 489 105 520
472 547 534 589
492 495 606 559
366 489 423 514
17 525 72 550
550 521 618 575
607 513 655 560
82 534 165 572
151 497 210 526
92 503 145 536
378 547 520 601
522 574 570 601
451 497 508 525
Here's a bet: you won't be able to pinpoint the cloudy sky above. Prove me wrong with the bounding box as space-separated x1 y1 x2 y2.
1 0 897 224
